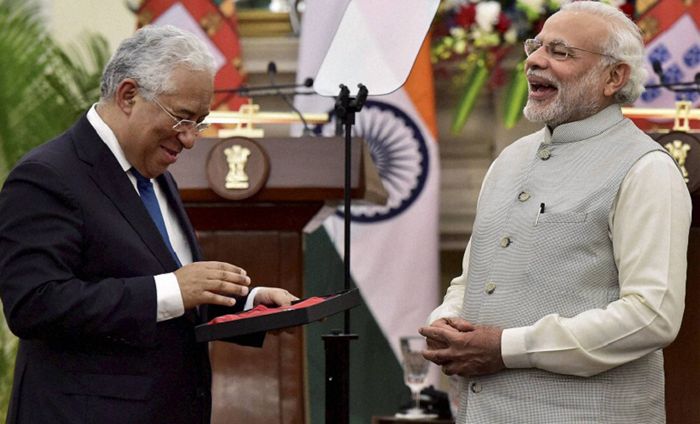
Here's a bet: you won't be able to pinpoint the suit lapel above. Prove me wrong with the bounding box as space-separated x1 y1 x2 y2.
70 115 180 272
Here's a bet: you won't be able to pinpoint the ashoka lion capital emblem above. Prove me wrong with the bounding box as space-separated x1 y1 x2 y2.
224 145 251 190
664 139 691 183
206 137 269 201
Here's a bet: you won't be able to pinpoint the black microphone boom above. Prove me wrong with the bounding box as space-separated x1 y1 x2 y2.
652 60 665 84
216 61 315 96
266 61 314 136
210 62 321 135
214 81 315 95
645 61 700 95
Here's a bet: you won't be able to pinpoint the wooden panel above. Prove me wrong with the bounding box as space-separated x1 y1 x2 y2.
199 231 304 424
278 232 305 423
171 137 387 204
186 203 324 232
664 227 700 424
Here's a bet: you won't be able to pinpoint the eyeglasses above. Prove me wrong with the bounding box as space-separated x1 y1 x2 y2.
524 38 617 61
151 96 210 134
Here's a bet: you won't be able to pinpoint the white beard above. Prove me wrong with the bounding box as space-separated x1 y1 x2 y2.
524 67 605 128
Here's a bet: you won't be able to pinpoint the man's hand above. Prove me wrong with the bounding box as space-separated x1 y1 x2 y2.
424 318 468 350
419 318 505 378
174 261 251 310
253 287 299 308
253 287 299 335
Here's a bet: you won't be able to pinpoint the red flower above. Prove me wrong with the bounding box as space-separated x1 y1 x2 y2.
619 3 634 19
495 13 511 33
455 4 476 28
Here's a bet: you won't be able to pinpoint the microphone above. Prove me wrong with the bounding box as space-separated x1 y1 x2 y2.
644 62 700 94
267 61 313 136
652 60 665 84
214 65 314 95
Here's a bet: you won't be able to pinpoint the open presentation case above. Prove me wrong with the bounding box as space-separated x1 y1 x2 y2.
195 288 361 343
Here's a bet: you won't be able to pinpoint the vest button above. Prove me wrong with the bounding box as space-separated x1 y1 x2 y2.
500 236 511 248
518 191 531 202
470 382 482 393
538 149 551 160
485 282 496 295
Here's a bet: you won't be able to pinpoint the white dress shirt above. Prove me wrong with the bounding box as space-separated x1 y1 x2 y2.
429 149 691 376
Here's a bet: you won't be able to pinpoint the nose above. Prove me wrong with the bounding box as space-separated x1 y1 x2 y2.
525 46 549 72
177 129 197 149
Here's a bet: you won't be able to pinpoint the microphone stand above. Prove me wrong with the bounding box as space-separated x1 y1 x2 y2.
644 81 700 94
216 62 316 135
214 84 316 96
646 62 700 95
322 83 367 424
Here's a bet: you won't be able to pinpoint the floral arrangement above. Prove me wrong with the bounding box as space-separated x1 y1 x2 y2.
431 0 635 132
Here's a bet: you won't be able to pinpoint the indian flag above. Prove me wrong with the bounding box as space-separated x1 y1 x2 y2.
295 0 440 421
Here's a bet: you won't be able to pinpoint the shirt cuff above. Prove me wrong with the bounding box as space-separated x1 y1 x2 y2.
501 326 532 369
155 273 185 322
244 287 266 311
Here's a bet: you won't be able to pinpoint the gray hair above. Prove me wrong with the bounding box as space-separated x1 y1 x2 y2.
561 1 647 104
100 25 216 101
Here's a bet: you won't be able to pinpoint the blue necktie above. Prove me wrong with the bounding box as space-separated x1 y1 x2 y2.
131 168 182 267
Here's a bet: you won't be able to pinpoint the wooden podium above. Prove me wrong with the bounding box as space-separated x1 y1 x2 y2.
169 136 385 424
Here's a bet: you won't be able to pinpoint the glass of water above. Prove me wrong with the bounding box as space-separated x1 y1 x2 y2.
400 336 430 416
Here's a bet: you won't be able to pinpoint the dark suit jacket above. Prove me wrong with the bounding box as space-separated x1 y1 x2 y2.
0 114 245 424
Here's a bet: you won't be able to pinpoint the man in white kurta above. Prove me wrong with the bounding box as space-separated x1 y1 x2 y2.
420 2 691 423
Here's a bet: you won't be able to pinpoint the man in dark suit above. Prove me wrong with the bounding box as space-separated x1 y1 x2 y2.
0 25 295 424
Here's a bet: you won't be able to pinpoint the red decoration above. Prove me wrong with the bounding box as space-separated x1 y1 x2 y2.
137 0 248 111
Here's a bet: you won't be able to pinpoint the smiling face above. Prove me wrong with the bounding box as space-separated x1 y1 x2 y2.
121 66 214 179
523 11 614 127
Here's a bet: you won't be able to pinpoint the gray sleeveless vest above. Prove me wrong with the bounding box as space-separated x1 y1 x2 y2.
458 106 667 423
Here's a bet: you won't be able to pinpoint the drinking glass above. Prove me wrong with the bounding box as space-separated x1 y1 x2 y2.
400 336 431 417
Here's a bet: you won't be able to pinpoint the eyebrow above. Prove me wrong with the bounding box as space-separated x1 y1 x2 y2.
172 106 209 122
536 36 569 45
172 106 195 118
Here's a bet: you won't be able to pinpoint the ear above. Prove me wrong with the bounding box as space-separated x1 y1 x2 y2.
115 78 139 114
603 62 631 98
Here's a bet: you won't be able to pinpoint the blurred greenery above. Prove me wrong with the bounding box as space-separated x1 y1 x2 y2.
0 0 110 417
0 314 16 417
0 0 109 181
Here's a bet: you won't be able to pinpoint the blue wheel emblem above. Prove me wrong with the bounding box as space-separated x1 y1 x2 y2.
314 100 430 223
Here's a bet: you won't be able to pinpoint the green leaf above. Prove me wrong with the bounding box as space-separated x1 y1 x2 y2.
450 57 489 134
0 150 7 182
516 2 543 22
0 0 110 174
502 61 529 129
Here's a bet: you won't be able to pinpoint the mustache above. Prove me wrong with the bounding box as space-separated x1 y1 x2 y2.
526 70 559 88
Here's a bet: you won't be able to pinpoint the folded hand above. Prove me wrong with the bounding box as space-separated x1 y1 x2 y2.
419 318 504 378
